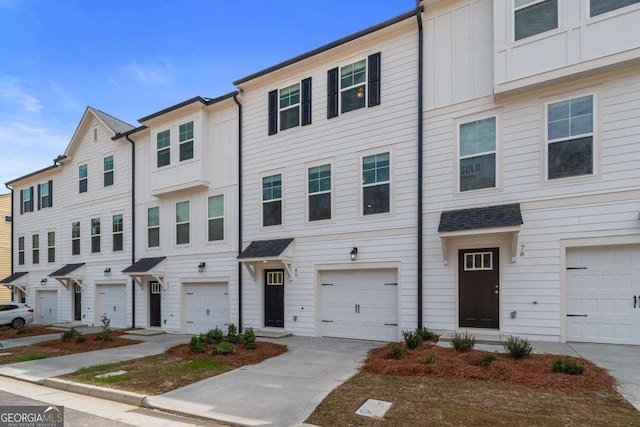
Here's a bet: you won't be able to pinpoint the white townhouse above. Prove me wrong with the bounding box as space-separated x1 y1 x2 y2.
118 94 240 334
3 107 135 328
422 0 640 345
234 9 422 341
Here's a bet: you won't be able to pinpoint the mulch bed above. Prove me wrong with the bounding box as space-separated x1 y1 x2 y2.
0 326 59 340
36 331 140 351
166 341 287 365
364 343 616 392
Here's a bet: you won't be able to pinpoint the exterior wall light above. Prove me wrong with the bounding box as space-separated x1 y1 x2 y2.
40 278 47 286
198 262 206 273
104 268 111 277
350 247 358 261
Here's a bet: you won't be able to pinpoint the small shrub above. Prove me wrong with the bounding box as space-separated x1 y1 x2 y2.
553 357 584 375
402 330 422 350
189 336 206 354
204 327 224 344
75 335 86 344
96 314 113 342
61 328 80 342
419 352 436 364
503 335 534 359
416 327 435 342
451 332 476 353
215 341 236 355
16 326 34 335
0 325 11 332
389 345 405 359
242 327 257 350
226 324 239 343
477 353 499 367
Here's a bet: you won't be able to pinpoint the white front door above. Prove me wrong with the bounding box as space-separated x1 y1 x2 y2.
38 290 58 324
320 269 398 342
184 283 229 335
566 245 640 345
97 284 127 328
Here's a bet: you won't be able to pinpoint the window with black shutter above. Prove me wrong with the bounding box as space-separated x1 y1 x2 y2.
327 52 381 118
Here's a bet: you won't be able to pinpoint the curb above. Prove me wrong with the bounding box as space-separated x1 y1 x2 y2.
42 378 147 407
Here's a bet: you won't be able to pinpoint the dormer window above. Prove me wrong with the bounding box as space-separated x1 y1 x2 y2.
157 130 170 168
179 121 194 161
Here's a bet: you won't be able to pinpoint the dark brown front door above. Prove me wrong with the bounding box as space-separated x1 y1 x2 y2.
74 284 82 321
459 248 499 329
149 281 162 327
264 269 284 328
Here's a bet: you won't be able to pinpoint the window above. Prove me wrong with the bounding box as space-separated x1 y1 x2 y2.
179 121 194 161
72 222 80 255
176 201 190 245
327 53 380 118
4 215 11 223
79 164 88 193
38 180 52 209
362 152 390 215
32 234 39 264
514 0 558 41
547 95 594 180
157 130 170 167
459 117 497 192
112 214 123 251
18 236 24 265
104 155 114 187
147 207 160 248
591 0 639 17
464 252 493 271
279 84 300 131
262 174 282 227
91 218 101 253
93 128 97 142
208 195 224 241
268 78 311 135
308 164 332 221
47 231 55 263
20 187 33 213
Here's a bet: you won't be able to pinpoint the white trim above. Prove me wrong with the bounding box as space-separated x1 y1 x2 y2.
175 200 191 246
306 160 334 224
360 149 393 217
146 205 160 249
512 0 560 43
587 0 640 20
207 193 225 243
260 170 285 229
440 226 521 265
338 57 368 115
278 82 301 131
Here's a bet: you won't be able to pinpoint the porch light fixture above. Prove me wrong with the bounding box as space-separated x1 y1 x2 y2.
104 268 111 277
40 278 47 286
198 262 206 273
350 247 358 261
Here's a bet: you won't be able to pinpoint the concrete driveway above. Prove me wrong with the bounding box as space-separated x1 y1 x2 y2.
146 336 381 427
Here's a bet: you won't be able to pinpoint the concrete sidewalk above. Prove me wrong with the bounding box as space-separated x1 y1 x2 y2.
0 333 61 349
146 336 380 427
0 333 189 383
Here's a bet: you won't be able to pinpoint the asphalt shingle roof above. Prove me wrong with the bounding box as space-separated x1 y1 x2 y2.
122 257 166 273
238 238 294 259
90 107 135 135
0 272 28 284
438 203 523 233
49 263 85 277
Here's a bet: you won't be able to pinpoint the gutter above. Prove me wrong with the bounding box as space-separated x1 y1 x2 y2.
125 135 137 329
232 93 243 331
416 2 424 328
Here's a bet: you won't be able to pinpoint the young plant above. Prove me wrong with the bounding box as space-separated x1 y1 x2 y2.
75 335 86 344
189 336 206 354
226 324 239 343
450 332 476 353
215 341 236 355
204 327 224 344
402 330 422 350
389 345 405 359
553 357 584 375
16 326 34 335
503 335 534 359
476 353 499 367
419 352 436 364
0 325 11 332
416 327 435 342
61 328 80 342
242 327 257 350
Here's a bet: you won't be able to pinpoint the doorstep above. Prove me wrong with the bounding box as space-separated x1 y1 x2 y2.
254 327 292 339
50 321 88 330
124 329 166 336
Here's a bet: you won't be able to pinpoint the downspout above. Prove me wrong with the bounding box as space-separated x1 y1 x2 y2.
126 135 136 328
232 92 243 331
5 184 13 279
416 2 424 328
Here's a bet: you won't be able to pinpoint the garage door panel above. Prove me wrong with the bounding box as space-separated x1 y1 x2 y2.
567 245 640 345
98 285 127 329
38 291 58 325
185 283 228 335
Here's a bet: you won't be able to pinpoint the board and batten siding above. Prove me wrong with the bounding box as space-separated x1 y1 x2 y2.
422 64 640 341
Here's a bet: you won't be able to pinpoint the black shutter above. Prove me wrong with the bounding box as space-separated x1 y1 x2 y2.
29 186 34 212
19 190 23 215
327 67 338 119
49 180 53 207
301 77 312 126
268 90 278 135
37 184 41 210
368 52 381 107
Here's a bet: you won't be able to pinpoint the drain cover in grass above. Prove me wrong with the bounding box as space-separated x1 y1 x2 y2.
95 370 127 378
355 399 392 418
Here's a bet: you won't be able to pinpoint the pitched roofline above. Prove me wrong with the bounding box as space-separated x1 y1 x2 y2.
233 8 421 86
112 125 148 141
5 164 59 186
137 91 238 123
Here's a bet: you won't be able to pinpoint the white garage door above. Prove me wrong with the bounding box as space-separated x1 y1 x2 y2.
320 269 398 342
37 290 58 325
567 245 640 345
97 284 127 329
184 283 229 335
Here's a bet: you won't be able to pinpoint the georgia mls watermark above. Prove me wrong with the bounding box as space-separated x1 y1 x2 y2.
0 406 64 427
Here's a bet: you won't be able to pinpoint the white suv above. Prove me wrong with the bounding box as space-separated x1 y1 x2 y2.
0 303 35 329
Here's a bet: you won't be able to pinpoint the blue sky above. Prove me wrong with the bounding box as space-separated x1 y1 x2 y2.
0 0 415 190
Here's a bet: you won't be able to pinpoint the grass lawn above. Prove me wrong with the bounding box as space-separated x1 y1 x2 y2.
59 341 287 395
0 326 58 340
0 331 140 365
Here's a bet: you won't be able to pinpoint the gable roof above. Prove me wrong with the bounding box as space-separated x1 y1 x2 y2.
49 263 85 277
89 107 135 134
438 204 523 233
122 257 167 273
0 272 28 284
238 238 294 259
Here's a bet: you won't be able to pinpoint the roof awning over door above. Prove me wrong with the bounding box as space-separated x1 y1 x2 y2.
438 203 523 265
122 257 167 289
0 272 29 296
237 238 294 279
49 263 85 290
